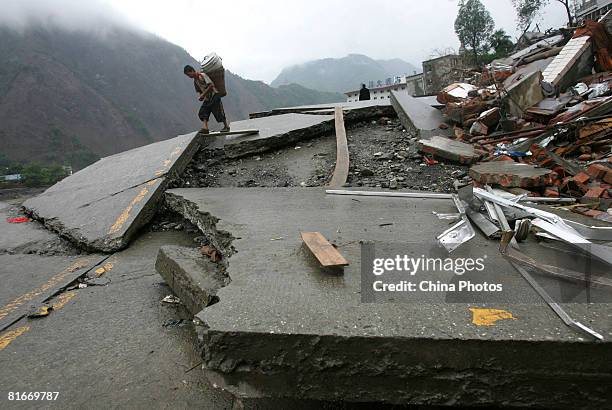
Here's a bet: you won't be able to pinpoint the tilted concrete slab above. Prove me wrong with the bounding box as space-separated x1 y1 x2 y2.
23 133 201 252
390 90 450 138
155 245 229 316
164 187 612 408
470 161 556 188
417 136 481 164
203 114 334 158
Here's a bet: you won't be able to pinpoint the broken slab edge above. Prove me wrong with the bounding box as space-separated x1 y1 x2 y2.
197 329 612 408
164 192 236 261
222 120 335 159
155 245 228 316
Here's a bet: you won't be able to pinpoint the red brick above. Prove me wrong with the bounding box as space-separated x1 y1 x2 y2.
573 172 591 185
584 186 605 198
494 155 514 162
587 164 610 179
582 209 605 218
544 187 560 197
576 182 590 193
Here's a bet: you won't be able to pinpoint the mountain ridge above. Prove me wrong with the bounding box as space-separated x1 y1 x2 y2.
271 54 419 93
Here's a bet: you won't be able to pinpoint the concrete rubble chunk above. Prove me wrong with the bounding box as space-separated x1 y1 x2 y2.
417 136 481 164
163 187 612 408
390 90 451 138
23 132 201 252
204 113 334 158
470 161 555 188
505 70 545 118
155 245 229 315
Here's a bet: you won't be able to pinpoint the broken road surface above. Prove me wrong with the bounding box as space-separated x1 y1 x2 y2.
23 132 202 252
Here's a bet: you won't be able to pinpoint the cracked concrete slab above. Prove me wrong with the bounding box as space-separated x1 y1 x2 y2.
164 187 612 407
417 136 481 164
470 161 556 188
23 133 201 252
155 245 229 315
203 114 334 158
390 90 451 138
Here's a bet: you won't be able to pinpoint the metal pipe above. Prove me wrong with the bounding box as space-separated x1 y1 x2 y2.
326 190 453 199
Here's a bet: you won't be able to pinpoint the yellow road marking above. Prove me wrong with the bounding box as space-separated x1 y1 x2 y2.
108 182 156 235
470 308 515 326
0 259 90 321
52 291 77 310
0 326 30 350
0 290 80 351
107 144 185 235
94 263 114 277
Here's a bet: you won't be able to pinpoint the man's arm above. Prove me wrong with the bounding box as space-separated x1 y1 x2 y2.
199 73 216 99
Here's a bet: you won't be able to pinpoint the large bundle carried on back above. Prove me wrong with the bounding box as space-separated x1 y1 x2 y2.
200 52 227 97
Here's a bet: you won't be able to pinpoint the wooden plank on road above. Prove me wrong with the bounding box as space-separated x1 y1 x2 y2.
300 232 349 268
328 107 349 188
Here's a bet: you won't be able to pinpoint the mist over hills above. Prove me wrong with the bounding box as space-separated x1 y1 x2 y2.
271 54 419 93
0 23 342 168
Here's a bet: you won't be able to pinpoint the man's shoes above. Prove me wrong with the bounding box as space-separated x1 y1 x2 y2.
198 128 210 135
221 126 231 133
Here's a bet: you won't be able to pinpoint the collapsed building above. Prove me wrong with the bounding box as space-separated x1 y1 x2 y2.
9 14 612 409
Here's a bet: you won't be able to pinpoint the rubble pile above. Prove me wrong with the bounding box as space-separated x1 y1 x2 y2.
419 18 612 223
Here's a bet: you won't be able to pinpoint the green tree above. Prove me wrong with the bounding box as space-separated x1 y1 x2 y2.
512 0 575 34
21 163 67 187
455 0 495 66
489 29 515 57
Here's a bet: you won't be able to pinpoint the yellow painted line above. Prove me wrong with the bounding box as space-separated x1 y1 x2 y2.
0 259 91 321
108 144 186 235
94 262 114 277
469 308 515 326
52 291 77 310
0 290 80 351
0 326 30 350
108 180 159 235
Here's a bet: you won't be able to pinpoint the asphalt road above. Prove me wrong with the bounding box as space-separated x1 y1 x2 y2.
0 224 235 409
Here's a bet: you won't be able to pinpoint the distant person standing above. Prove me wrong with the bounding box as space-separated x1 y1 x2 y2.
183 65 230 134
359 84 371 101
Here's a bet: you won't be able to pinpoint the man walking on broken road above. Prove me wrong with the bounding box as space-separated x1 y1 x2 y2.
183 65 230 134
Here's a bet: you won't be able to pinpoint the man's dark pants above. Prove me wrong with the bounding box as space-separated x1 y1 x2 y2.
198 94 227 123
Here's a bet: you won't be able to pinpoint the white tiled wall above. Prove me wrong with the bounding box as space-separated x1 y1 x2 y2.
542 36 591 85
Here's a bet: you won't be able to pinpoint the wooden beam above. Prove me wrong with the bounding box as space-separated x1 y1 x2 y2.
328 107 350 188
300 232 349 268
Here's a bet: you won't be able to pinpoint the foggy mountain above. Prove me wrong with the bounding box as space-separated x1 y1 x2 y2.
271 54 419 93
0 23 342 169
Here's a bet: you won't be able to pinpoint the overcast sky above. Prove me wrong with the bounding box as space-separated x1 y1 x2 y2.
3 0 570 83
